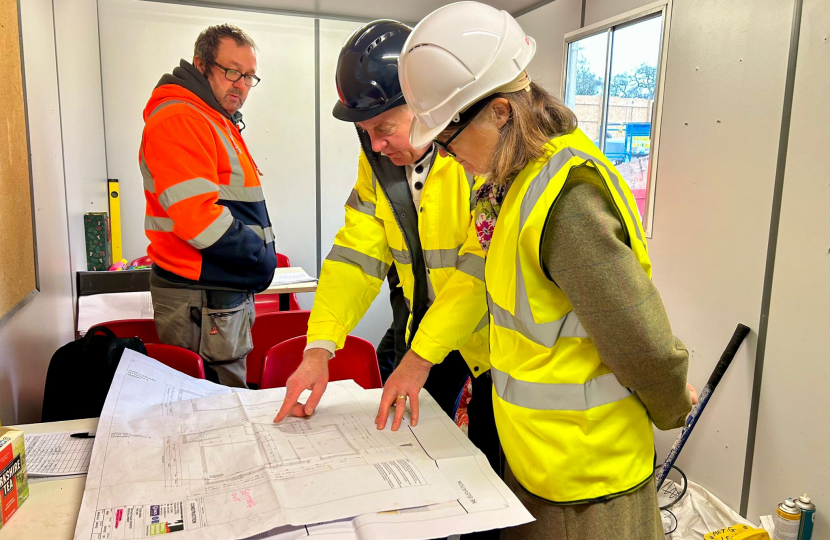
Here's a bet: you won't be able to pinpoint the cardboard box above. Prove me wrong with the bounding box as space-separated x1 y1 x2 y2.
84 212 112 271
0 427 29 529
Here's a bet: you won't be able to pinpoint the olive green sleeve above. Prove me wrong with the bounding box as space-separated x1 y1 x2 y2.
540 165 692 430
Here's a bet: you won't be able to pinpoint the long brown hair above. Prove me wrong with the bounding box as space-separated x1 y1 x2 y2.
443 82 578 186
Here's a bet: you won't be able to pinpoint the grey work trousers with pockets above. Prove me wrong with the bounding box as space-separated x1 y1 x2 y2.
150 284 255 388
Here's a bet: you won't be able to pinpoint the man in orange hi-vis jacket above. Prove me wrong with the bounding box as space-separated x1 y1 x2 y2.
141 24 276 387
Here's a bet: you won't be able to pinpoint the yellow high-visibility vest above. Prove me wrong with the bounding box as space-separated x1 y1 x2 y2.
308 133 489 374
486 128 654 503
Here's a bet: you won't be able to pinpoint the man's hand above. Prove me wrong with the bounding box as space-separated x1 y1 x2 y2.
375 350 433 431
273 348 330 422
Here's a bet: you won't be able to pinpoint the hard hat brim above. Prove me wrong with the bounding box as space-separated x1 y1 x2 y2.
332 94 406 123
409 116 451 150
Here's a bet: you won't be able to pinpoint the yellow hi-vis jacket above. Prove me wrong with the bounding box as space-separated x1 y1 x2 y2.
486 128 654 503
307 134 489 374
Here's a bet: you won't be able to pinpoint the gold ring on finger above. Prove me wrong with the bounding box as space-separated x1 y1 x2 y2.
396 395 406 400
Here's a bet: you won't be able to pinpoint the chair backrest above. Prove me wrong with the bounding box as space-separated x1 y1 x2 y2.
260 335 382 390
144 343 205 379
254 294 283 316
247 311 311 387
100 319 159 343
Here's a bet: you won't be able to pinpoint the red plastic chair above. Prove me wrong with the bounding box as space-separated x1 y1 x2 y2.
254 294 283 316
100 319 159 343
144 343 205 379
260 335 382 390
247 311 311 387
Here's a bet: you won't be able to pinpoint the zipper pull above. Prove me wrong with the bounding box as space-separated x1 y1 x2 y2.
209 314 219 335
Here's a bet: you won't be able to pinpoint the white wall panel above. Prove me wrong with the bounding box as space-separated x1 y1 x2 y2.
98 0 317 308
0 0 75 425
747 0 830 531
53 0 108 294
646 0 792 509
517 0 582 97
584 0 653 26
318 19 392 346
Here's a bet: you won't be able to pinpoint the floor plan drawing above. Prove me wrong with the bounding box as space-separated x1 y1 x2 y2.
74 351 532 540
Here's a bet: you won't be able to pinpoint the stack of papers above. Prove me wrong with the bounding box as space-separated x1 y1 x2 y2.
24 432 95 477
77 291 153 335
269 269 317 287
72 351 532 540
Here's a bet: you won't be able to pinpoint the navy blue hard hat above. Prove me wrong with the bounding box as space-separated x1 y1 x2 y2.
333 20 411 122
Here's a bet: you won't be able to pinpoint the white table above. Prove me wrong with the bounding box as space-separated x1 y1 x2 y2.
4 418 98 539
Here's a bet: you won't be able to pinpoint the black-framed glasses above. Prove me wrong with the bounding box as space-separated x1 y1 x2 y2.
211 62 261 87
433 95 498 158
433 122 472 158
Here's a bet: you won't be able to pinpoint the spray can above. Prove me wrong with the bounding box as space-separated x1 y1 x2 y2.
795 493 815 540
773 498 801 540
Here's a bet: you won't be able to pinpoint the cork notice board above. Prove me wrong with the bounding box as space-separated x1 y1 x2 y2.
0 0 38 322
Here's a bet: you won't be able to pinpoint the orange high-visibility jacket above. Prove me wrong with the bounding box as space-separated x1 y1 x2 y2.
140 61 276 292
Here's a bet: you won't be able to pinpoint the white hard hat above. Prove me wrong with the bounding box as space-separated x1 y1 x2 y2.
399 1 536 148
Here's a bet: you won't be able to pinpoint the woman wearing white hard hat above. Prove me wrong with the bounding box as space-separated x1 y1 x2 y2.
381 2 698 538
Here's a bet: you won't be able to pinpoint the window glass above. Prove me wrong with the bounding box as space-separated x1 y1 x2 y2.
564 14 664 222
564 32 608 146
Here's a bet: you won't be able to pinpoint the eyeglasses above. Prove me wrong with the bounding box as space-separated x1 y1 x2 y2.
433 96 497 158
211 62 261 87
433 122 472 158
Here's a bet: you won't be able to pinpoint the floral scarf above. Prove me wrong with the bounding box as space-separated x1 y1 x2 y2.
472 182 509 253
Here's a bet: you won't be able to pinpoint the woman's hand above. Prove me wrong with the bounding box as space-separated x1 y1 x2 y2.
375 350 433 431
687 382 699 406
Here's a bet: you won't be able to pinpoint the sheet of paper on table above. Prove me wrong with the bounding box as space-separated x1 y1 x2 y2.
269 270 317 287
77 291 153 335
74 351 531 540
23 432 95 477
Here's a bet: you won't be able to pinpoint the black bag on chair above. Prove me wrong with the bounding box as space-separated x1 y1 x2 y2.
41 325 147 422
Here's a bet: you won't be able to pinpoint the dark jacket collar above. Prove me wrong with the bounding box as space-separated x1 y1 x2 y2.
156 59 244 128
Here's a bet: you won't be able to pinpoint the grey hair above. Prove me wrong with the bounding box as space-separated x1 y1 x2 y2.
194 24 257 67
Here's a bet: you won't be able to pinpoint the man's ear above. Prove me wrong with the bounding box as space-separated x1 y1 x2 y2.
193 55 206 75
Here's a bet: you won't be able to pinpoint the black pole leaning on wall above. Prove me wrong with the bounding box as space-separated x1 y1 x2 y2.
739 0 804 518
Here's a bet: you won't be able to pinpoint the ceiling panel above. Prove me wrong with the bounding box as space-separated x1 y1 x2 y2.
149 0 547 24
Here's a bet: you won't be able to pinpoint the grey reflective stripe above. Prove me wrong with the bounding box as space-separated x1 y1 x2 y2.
371 173 377 191
474 312 488 333
326 245 390 280
520 149 576 229
508 148 583 343
345 189 376 216
424 246 461 269
456 253 485 281
248 225 275 243
569 148 643 243
491 368 632 411
390 247 411 265
144 215 173 232
426 274 436 306
188 207 233 249
219 185 265 202
488 294 587 348
140 149 154 193
148 99 186 119
185 104 245 187
158 178 218 210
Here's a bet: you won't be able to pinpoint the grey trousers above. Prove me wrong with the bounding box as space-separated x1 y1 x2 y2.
150 284 255 388
501 463 664 540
